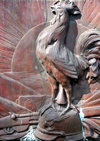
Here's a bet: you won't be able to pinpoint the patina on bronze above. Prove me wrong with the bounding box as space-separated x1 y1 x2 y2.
36 0 100 114
34 106 83 141
36 0 82 115
35 0 100 140
0 0 100 140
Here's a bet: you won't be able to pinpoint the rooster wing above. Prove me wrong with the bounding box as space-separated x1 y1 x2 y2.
47 45 81 79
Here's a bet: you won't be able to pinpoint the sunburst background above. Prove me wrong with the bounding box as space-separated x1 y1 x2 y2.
0 0 100 140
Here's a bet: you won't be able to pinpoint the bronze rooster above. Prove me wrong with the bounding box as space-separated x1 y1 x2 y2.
36 0 100 115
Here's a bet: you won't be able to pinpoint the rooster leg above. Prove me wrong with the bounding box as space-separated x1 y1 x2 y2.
61 88 71 115
61 84 78 115
71 103 79 113
40 75 58 115
49 75 59 111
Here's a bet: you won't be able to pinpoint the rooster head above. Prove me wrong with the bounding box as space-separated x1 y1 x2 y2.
51 0 81 17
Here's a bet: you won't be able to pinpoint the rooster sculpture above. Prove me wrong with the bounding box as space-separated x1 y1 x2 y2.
36 0 100 115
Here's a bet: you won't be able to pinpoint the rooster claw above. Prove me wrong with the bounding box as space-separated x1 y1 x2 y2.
71 104 79 114
60 105 70 116
46 101 57 111
60 104 78 116
51 101 57 111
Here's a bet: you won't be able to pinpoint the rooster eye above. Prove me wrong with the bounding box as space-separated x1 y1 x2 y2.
48 39 57 45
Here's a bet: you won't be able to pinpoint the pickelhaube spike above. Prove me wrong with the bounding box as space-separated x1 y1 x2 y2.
56 85 67 105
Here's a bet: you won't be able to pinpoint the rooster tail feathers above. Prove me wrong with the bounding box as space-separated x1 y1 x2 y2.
77 56 89 70
75 29 100 83
75 29 100 58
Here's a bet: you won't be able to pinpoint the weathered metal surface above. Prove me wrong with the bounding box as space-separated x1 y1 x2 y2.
0 0 100 140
